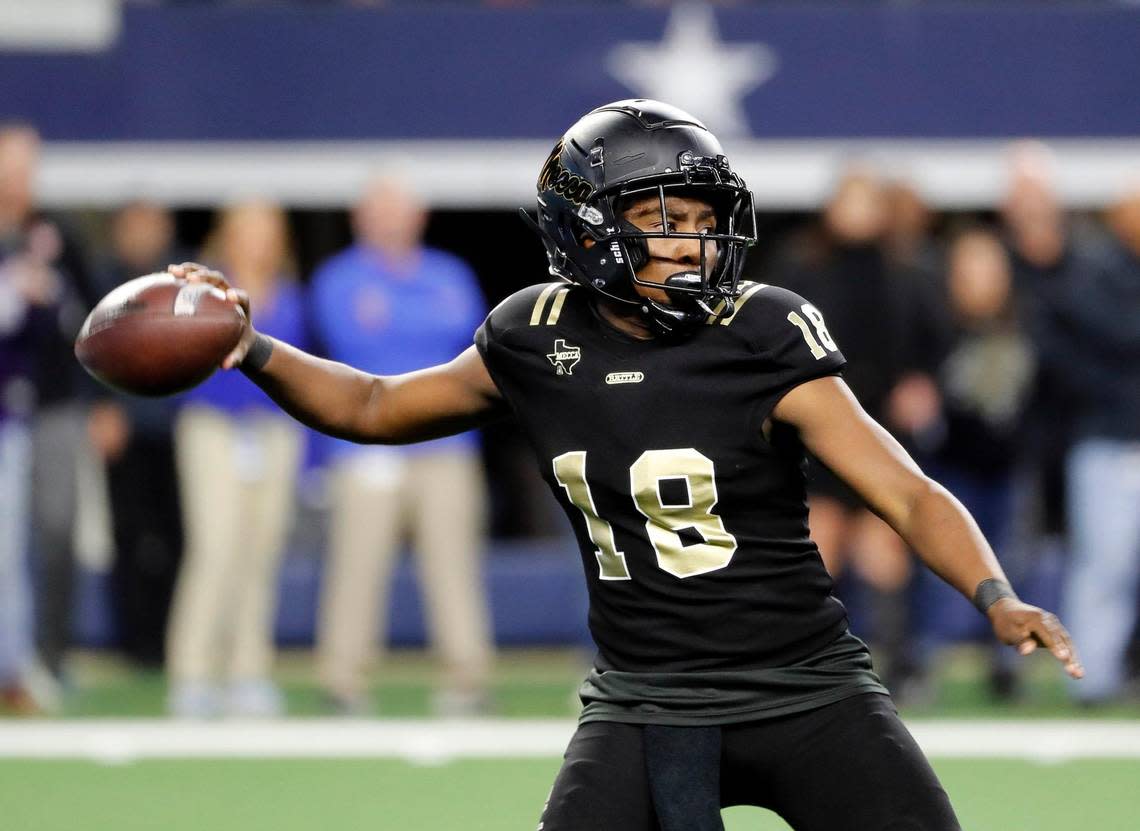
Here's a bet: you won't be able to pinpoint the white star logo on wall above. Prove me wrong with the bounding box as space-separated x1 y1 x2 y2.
606 3 778 138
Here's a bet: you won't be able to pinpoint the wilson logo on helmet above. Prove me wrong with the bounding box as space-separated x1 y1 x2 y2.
538 140 595 205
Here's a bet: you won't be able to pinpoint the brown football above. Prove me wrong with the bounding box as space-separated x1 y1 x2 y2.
75 273 245 396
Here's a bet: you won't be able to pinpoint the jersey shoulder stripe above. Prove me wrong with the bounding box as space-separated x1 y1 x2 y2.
706 281 769 326
528 283 563 325
528 284 571 326
697 282 848 374
476 281 575 357
545 287 571 324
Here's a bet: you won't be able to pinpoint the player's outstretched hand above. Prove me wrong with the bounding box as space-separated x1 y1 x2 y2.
168 262 255 370
987 598 1084 679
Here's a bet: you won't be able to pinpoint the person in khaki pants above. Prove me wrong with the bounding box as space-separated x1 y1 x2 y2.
165 201 307 718
320 447 490 714
310 177 493 715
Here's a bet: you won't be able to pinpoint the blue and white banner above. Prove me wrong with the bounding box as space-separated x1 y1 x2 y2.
3 3 1139 206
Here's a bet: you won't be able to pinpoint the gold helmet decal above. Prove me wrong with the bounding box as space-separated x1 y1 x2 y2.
538 140 595 205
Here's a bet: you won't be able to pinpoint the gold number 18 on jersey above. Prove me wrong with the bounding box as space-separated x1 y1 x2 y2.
553 448 738 581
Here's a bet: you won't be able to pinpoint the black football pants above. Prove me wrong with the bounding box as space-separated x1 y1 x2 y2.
538 692 961 831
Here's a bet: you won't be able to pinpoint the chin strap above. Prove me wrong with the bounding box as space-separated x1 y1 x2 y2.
640 299 706 339
639 271 735 338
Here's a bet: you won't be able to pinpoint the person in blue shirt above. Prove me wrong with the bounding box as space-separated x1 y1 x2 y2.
165 200 308 718
309 177 493 715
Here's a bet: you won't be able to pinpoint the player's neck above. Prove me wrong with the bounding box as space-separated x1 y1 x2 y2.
594 298 655 341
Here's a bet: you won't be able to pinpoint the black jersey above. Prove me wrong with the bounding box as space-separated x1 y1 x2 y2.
475 281 885 724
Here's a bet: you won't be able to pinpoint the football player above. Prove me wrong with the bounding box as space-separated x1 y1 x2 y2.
172 100 1082 831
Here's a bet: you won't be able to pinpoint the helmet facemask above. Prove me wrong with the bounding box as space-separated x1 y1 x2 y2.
584 156 756 337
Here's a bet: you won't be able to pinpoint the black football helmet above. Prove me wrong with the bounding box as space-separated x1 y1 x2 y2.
521 99 757 337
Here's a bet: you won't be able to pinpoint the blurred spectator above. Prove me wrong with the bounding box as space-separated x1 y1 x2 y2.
165 200 306 718
929 228 1033 500
777 164 945 699
998 143 1115 699
924 227 1036 698
1 124 98 709
310 176 493 715
0 124 60 712
883 178 940 276
91 201 187 669
1001 143 1081 546
1056 185 1140 705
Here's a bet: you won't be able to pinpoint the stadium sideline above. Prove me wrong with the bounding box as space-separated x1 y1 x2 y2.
1 720 1138 765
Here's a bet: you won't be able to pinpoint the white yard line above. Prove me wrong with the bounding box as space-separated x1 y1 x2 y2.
908 721 1140 762
1 719 1139 764
0 719 576 765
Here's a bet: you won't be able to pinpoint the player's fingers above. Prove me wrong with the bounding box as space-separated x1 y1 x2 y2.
1050 619 1084 679
1022 613 1084 677
1049 618 1074 661
221 340 250 371
172 262 231 290
173 261 207 277
1063 648 1085 679
227 288 251 317
1032 613 1070 657
196 269 224 286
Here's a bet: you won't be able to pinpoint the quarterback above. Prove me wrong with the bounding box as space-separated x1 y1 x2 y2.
173 100 1081 830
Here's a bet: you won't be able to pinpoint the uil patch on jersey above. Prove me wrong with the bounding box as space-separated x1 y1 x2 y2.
547 339 581 375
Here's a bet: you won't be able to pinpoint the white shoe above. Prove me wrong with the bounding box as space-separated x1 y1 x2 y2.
432 688 494 718
168 681 222 719
224 679 285 719
21 661 64 714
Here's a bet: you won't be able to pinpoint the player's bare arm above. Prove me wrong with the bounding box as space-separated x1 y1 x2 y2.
771 374 1084 680
169 262 505 444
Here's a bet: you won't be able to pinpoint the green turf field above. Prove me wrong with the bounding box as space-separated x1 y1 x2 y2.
2 757 1139 831
42 646 1140 720
2 649 1138 830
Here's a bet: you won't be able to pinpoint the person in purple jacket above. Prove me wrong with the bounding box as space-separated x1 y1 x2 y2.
165 200 308 718
0 124 67 714
309 177 493 715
